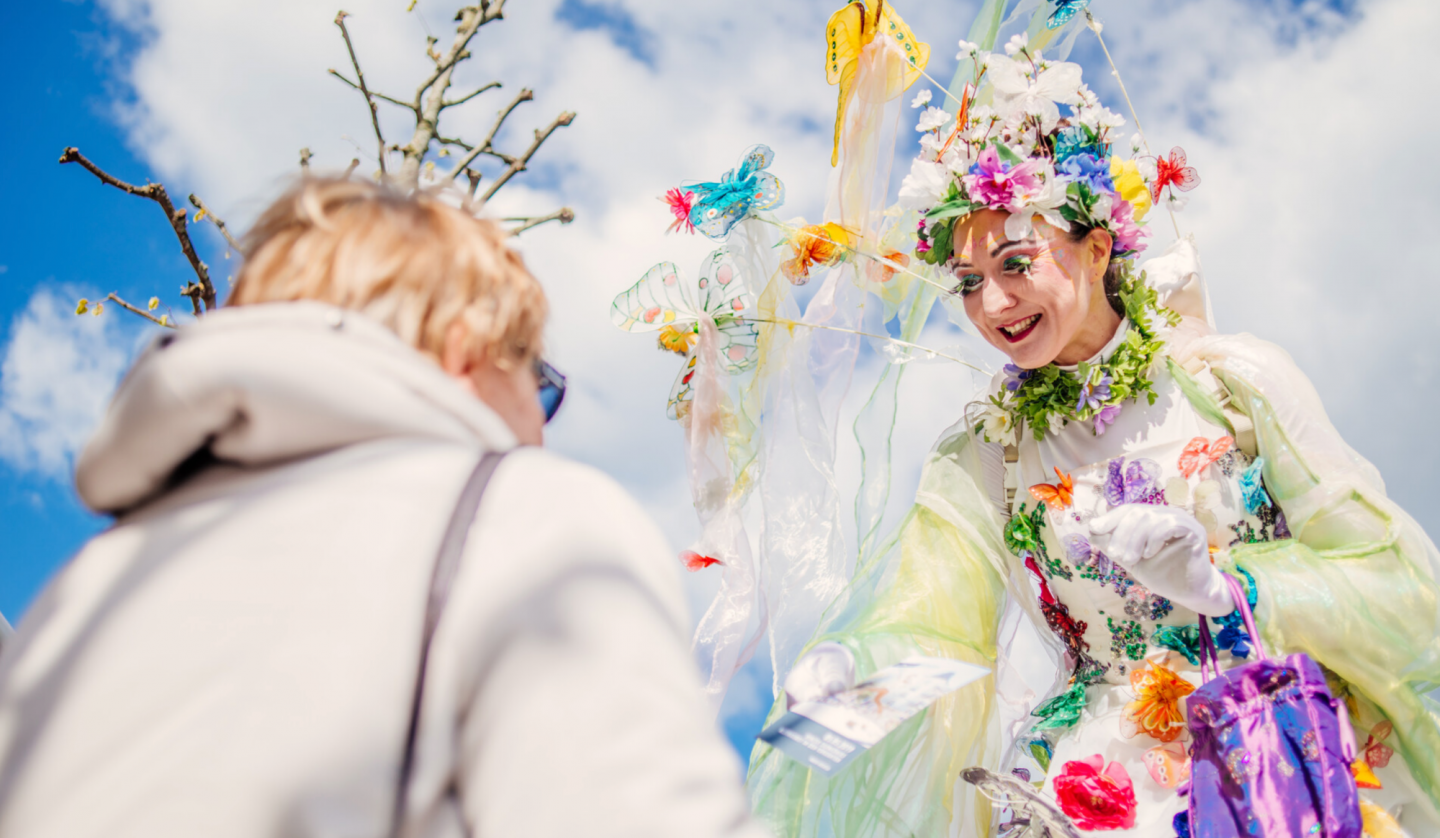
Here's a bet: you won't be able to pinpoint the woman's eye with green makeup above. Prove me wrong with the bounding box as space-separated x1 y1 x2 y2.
1003 255 1034 274
952 273 983 297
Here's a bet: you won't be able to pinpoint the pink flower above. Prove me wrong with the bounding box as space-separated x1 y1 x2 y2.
1108 199 1148 255
962 147 1043 209
662 188 697 235
1052 755 1137 831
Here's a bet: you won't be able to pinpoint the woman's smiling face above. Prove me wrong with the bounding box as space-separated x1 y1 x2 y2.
950 210 1119 369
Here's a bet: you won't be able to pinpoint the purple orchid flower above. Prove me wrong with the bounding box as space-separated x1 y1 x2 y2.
1093 403 1122 434
1002 363 1033 392
1076 373 1113 413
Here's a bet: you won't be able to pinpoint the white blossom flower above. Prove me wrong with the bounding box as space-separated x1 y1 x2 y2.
941 142 975 174
978 401 1018 446
1130 133 1144 154
1048 412 1067 434
910 88 932 109
1004 33 1027 56
1003 172 1071 241
916 106 953 133
989 54 1084 133
898 157 950 211
969 104 996 123
919 132 945 155
956 39 979 57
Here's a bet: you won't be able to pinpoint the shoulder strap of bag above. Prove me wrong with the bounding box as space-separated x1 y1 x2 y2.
391 450 508 838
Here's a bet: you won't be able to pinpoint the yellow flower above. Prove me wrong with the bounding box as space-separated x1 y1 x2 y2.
91 302 104 316
1110 158 1152 222
781 222 852 285
159 314 170 326
1122 660 1194 743
75 298 89 315
656 324 696 356
148 297 160 311
194 209 207 223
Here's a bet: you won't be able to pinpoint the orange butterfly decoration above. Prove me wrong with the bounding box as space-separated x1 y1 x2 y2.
1177 435 1233 479
680 550 723 572
1029 467 1074 511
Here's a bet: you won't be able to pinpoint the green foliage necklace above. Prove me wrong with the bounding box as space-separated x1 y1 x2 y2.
977 266 1180 443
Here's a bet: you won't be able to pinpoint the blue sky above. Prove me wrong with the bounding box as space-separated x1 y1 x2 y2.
3 0 1438 762
0 2 215 620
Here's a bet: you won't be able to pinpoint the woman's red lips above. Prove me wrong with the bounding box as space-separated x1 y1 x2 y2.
998 313 1041 343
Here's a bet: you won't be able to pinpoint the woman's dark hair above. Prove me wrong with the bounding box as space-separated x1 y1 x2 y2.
1068 224 1125 317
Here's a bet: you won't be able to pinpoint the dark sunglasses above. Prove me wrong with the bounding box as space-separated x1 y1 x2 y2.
533 358 566 423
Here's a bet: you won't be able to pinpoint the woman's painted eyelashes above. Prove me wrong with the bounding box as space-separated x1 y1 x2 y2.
953 272 983 296
950 254 1035 296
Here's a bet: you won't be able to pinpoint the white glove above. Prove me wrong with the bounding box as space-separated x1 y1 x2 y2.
783 641 855 709
1088 504 1235 617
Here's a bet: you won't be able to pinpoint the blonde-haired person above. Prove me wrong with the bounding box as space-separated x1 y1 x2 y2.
0 178 767 838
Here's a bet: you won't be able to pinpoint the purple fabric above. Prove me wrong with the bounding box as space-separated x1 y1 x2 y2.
1186 575 1362 837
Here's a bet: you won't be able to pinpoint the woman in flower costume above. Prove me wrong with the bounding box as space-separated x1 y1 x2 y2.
744 19 1440 838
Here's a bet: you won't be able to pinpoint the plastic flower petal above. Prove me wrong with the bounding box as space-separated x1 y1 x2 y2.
910 88 932 109
781 222 851 285
1121 660 1195 743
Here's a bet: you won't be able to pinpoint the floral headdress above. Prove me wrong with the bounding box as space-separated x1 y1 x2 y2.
900 35 1197 268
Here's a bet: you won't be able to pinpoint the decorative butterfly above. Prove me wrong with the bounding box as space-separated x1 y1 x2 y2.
1177 435 1234 479
1363 721 1395 769
1047 0 1091 29
825 1 930 166
1150 147 1201 200
1142 744 1191 789
1029 467 1074 511
1103 457 1164 507
610 249 759 419
680 550 723 571
685 145 785 240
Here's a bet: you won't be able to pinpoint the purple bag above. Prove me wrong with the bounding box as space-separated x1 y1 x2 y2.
1184 574 1362 838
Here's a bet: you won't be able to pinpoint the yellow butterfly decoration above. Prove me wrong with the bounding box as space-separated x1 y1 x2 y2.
825 0 930 166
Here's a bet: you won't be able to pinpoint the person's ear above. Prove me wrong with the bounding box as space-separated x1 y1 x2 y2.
442 320 483 399
1088 227 1114 286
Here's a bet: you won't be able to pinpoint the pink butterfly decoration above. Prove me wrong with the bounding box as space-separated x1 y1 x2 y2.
1178 436 1234 479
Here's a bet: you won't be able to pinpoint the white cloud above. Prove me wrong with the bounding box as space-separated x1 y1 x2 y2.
0 289 131 479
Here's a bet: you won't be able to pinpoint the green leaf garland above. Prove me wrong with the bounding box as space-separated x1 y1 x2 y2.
983 266 1181 441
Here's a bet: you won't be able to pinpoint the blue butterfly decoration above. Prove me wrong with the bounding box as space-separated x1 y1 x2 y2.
687 144 785 240
1047 0 1090 29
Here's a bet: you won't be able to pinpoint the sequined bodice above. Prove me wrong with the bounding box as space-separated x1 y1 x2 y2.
1008 365 1287 686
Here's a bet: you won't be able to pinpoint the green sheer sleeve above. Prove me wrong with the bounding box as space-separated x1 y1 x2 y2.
746 426 1048 838
1180 333 1440 817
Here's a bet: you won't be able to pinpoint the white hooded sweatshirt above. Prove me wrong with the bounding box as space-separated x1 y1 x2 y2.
0 303 766 838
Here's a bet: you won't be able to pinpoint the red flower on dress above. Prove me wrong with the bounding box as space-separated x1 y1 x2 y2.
662 189 697 234
1052 755 1138 831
